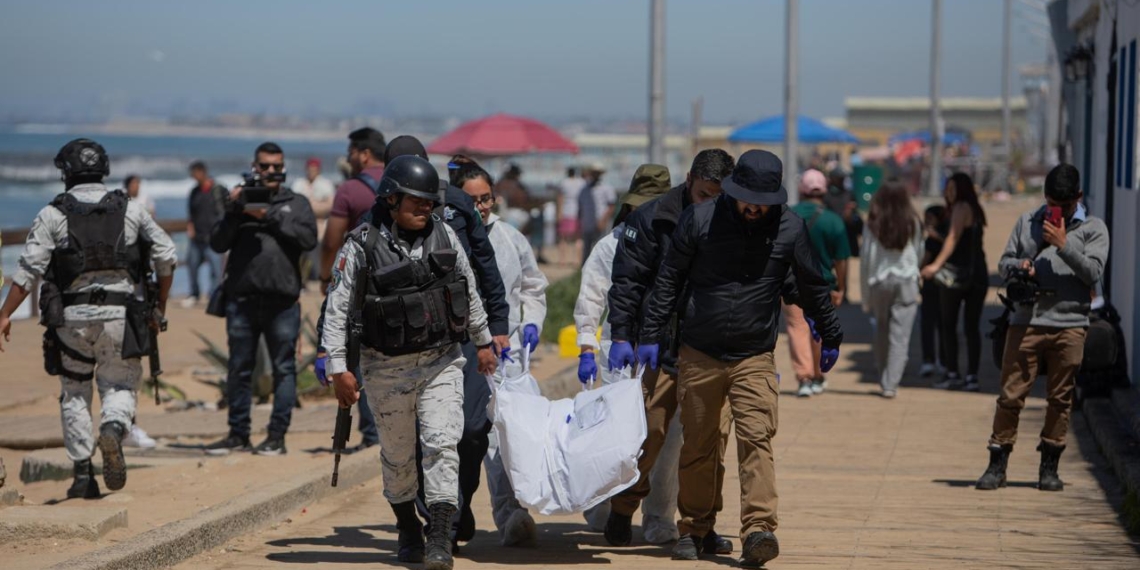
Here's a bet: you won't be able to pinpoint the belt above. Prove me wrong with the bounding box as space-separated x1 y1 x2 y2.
62 290 133 307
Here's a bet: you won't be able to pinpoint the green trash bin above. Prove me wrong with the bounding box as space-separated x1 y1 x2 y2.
853 165 883 212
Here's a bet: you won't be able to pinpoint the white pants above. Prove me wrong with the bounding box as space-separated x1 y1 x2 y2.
56 318 141 462
362 346 465 507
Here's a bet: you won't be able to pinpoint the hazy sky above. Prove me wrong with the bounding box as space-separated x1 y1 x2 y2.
0 0 1048 124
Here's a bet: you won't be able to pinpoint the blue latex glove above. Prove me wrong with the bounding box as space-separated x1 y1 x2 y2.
608 341 636 371
578 353 598 383
820 347 840 373
522 324 540 353
500 346 514 363
805 317 821 342
637 343 660 371
315 352 329 387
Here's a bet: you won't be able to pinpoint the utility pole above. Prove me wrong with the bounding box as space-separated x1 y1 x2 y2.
928 0 944 197
690 96 704 159
784 0 799 205
1001 0 1013 189
648 0 666 165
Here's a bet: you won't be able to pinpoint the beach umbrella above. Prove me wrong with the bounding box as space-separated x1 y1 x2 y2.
728 115 859 144
427 113 579 157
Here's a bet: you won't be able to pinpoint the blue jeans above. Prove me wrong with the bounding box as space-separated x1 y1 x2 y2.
187 240 222 299
225 297 300 438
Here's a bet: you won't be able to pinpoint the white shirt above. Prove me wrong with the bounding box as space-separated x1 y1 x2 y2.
559 177 586 220
592 183 617 221
293 175 336 214
487 214 549 342
859 220 924 309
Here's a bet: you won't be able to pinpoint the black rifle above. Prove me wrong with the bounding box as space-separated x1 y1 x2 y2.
331 234 370 487
138 238 167 405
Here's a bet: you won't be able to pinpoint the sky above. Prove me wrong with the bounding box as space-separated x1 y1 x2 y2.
0 0 1049 125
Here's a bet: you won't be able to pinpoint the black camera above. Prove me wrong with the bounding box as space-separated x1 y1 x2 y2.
1005 267 1044 305
239 171 283 211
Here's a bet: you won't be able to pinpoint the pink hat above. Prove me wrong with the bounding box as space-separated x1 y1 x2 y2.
799 169 827 197
305 157 321 168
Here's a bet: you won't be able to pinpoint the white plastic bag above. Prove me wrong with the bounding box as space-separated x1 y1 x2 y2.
489 355 647 515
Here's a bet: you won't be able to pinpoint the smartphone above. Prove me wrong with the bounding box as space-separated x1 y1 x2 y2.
1046 206 1063 227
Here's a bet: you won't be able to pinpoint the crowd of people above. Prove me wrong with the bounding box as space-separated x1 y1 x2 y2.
0 132 1111 570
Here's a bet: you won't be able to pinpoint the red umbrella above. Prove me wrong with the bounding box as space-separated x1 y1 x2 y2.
427 113 579 156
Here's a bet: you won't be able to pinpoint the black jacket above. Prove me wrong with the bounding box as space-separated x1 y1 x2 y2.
441 185 509 337
641 195 842 361
608 183 688 370
210 187 317 300
188 179 228 244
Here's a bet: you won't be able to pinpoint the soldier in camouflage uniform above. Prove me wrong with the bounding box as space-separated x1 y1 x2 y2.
322 155 497 570
0 139 176 499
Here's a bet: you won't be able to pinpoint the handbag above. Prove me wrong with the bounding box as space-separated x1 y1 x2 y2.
206 276 227 318
933 262 970 290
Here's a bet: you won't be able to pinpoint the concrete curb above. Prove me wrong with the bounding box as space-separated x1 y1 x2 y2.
1081 394 1140 530
49 449 379 570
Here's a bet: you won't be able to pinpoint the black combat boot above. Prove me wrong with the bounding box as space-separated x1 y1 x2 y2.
66 459 100 499
975 443 1012 490
98 422 127 491
425 503 457 570
741 531 780 568
1037 442 1065 492
603 511 633 547
391 501 425 563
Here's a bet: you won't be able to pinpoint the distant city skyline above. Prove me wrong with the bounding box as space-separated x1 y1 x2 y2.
1 0 1048 125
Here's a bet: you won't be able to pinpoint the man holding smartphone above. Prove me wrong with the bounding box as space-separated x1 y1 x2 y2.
205 142 318 457
976 164 1109 492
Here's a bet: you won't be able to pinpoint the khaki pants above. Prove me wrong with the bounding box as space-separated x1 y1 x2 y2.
677 345 779 539
990 325 1087 447
610 367 731 521
783 303 821 382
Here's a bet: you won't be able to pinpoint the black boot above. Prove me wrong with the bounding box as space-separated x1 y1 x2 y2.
425 503 457 570
66 459 101 499
741 531 780 568
975 444 1012 490
603 511 633 547
1037 442 1065 492
391 501 425 563
98 422 127 491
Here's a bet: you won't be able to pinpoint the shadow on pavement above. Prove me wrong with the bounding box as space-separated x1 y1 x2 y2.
931 478 1039 489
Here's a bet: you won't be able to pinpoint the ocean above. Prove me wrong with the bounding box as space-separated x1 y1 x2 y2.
0 130 353 318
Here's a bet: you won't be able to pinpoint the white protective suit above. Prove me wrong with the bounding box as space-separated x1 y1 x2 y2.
481 214 550 538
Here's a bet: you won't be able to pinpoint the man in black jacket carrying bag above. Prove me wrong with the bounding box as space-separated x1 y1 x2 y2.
205 142 318 457
604 149 736 551
639 150 842 566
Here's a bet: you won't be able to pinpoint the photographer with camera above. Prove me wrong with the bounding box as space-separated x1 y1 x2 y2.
205 142 318 457
975 164 1108 492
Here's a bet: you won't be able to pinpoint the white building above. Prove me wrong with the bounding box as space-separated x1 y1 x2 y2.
1051 0 1139 384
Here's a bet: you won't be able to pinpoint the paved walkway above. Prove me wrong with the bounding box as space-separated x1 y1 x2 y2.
179 303 1140 569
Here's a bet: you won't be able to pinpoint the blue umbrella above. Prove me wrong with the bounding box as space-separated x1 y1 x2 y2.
728 115 860 144
887 130 969 146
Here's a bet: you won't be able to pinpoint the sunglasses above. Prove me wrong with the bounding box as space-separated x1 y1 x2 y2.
473 194 494 206
257 162 285 172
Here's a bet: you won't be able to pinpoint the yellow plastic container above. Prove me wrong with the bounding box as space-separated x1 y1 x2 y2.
558 324 602 358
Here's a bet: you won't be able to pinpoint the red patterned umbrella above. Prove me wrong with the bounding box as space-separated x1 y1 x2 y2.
427 113 579 157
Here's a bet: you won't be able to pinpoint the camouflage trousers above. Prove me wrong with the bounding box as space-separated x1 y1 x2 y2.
361 345 464 507
56 318 141 462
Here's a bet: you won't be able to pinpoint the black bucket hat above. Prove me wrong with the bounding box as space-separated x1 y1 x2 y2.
720 150 787 205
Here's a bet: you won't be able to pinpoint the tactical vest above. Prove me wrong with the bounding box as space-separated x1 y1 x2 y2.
350 218 469 356
47 190 141 290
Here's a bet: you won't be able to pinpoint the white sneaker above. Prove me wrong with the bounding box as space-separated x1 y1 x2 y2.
642 514 680 544
880 389 897 399
583 501 611 533
797 383 813 398
179 297 198 309
501 509 537 547
122 424 157 449
810 378 827 395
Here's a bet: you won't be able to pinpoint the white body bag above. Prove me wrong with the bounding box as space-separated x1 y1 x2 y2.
488 351 647 515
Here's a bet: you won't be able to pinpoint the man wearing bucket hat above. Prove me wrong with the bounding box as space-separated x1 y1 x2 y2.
787 169 850 398
603 150 737 552
638 150 842 566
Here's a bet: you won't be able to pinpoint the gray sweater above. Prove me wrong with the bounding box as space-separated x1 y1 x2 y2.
998 205 1109 328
